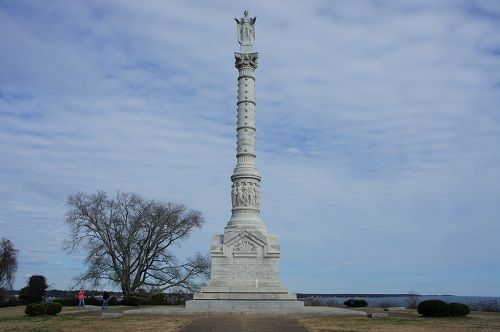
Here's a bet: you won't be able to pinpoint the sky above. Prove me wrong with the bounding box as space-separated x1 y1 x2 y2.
1 0 500 296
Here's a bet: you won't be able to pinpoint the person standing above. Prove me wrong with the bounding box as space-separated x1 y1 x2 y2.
102 289 110 310
77 289 85 308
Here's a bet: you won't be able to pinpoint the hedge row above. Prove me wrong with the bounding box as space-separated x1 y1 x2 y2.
25 302 62 316
344 299 368 307
417 300 470 317
50 293 190 307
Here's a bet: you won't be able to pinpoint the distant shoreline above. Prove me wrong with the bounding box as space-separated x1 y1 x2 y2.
297 293 455 298
296 294 500 311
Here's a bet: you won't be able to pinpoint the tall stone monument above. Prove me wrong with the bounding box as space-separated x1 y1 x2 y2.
186 11 303 310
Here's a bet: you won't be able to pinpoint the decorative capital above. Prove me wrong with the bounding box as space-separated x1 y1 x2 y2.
235 52 258 69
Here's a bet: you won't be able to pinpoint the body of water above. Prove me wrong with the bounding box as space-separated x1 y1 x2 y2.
300 295 500 310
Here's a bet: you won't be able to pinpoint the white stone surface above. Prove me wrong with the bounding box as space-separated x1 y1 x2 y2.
186 300 304 310
124 306 366 316
369 312 388 318
384 306 406 311
186 11 303 310
102 312 123 318
235 10 256 53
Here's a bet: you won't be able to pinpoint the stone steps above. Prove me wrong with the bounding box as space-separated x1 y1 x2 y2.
185 299 305 310
201 286 290 293
193 292 298 300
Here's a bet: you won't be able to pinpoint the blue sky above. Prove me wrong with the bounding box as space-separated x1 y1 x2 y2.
1 0 500 296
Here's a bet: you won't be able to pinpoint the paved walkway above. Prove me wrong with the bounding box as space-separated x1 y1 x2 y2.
179 315 309 332
62 305 125 316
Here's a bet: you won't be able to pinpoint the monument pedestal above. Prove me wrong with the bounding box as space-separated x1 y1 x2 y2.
186 230 303 309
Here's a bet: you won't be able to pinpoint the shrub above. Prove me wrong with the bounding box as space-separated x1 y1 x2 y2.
46 302 62 315
417 300 449 317
449 302 470 317
325 299 341 307
122 296 140 306
25 303 45 316
378 301 393 309
54 298 78 306
84 296 101 306
139 296 153 305
0 288 6 306
344 299 368 307
0 295 19 308
6 296 19 307
303 297 322 306
151 293 166 305
107 296 118 306
164 293 190 305
148 293 189 305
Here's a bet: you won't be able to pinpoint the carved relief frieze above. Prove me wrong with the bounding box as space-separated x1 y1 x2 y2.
233 239 257 253
231 181 260 209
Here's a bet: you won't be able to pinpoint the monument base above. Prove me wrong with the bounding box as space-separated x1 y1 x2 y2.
123 305 365 316
187 229 304 310
186 299 304 310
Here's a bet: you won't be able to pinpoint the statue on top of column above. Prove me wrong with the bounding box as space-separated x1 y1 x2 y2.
235 10 256 47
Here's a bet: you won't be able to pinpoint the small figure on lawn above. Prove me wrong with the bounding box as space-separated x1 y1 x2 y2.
77 289 85 308
102 289 110 310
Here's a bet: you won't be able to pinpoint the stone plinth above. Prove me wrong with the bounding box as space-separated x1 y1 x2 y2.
185 299 304 310
124 306 366 316
186 230 303 310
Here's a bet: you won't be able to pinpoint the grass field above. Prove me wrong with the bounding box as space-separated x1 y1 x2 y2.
299 308 500 332
2 305 500 332
0 306 193 332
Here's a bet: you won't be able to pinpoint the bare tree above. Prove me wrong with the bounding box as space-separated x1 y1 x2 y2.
0 238 18 290
64 191 210 296
406 290 420 309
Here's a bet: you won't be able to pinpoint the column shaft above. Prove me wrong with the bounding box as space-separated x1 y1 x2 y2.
226 52 265 233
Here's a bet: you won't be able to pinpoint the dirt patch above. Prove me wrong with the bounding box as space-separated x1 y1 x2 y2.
0 306 26 318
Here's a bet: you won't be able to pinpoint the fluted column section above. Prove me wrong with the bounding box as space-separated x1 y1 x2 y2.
226 52 266 233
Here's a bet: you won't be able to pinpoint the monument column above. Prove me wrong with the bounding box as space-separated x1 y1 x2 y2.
186 10 303 310
226 47 266 234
